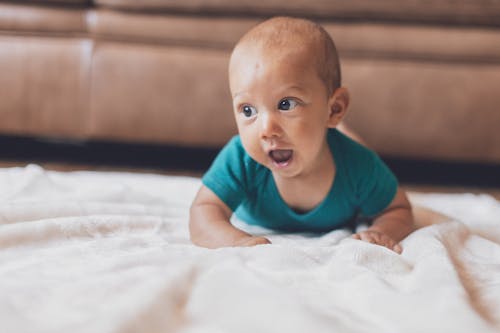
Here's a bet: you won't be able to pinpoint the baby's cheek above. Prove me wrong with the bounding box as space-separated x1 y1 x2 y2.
241 139 266 163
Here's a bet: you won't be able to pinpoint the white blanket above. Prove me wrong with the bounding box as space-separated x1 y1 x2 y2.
0 164 499 333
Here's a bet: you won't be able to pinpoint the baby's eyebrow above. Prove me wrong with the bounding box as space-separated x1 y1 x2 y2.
233 91 248 99
285 85 305 91
281 84 306 92
279 85 308 96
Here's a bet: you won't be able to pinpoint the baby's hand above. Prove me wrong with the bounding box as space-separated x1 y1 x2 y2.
234 236 271 247
351 230 402 254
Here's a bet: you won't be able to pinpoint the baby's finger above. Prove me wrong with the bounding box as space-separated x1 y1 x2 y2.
358 232 379 244
377 235 402 254
377 238 394 251
250 236 271 246
392 243 402 254
237 236 271 247
351 233 361 240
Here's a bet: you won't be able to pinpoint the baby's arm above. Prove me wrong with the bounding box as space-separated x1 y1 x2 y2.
352 188 415 254
189 185 271 248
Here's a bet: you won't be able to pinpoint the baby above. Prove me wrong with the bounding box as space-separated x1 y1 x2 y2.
189 16 415 253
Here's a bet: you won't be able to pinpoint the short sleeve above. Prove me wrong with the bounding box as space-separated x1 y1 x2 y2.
201 136 249 211
356 151 398 217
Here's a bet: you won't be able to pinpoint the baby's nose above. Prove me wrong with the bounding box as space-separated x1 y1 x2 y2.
259 111 282 139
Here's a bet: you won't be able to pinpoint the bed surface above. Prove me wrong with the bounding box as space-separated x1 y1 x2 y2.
1 164 499 333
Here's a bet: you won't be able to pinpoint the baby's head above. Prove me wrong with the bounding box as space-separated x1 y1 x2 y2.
230 16 342 98
229 17 349 178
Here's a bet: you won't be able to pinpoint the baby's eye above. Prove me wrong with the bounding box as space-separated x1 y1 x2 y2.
241 105 257 118
278 98 298 111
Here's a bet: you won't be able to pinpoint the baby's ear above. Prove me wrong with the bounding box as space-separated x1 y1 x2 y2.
327 87 350 128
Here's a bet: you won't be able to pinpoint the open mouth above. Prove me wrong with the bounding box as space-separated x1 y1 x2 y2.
269 149 293 167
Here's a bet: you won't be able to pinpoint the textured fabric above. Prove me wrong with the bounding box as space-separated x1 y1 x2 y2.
202 129 398 232
1 165 500 333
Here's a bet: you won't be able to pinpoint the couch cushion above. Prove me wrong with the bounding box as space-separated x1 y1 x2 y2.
324 24 500 65
14 0 89 4
86 10 255 49
343 59 500 163
88 43 236 146
86 12 500 64
0 36 92 138
96 0 500 26
0 3 87 33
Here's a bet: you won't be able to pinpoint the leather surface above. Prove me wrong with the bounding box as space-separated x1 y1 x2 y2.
0 2 499 163
85 10 255 49
15 0 89 4
0 36 91 138
85 11 500 63
0 3 87 33
343 59 500 163
96 0 500 26
88 43 236 146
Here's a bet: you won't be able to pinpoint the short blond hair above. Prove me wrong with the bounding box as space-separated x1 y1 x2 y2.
232 16 341 94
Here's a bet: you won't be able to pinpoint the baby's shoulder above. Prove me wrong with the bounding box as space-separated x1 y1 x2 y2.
329 129 377 168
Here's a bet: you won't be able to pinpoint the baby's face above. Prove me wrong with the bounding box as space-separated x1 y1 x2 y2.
229 45 335 179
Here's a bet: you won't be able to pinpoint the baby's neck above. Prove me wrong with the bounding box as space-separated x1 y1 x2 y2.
273 153 335 213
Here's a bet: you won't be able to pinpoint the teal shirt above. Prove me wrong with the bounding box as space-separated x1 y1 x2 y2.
202 129 398 233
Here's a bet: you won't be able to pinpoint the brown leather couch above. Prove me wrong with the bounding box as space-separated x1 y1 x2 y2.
1 0 500 164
